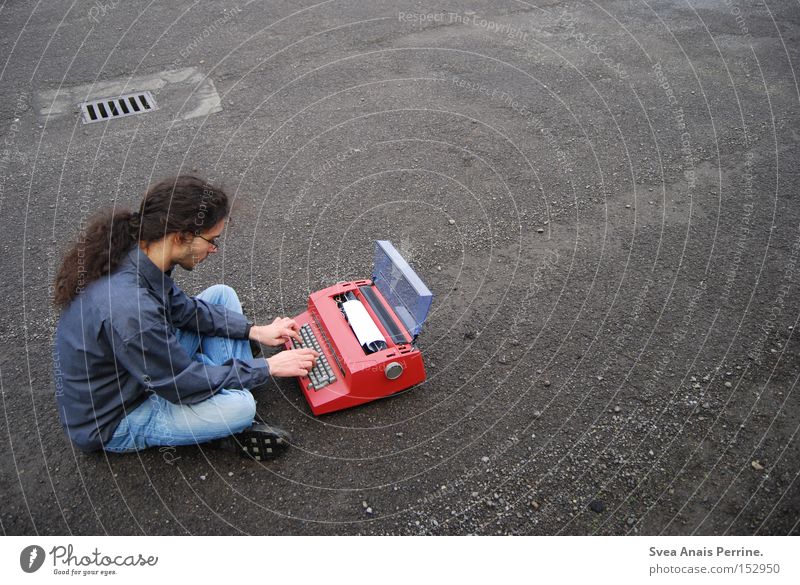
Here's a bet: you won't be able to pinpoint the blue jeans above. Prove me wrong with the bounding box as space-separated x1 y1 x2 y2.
105 285 257 453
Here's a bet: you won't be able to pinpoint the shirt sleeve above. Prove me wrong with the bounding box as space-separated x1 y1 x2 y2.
167 283 250 339
108 319 270 405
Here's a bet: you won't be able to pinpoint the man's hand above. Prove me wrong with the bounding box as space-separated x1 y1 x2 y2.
266 348 319 377
248 317 302 347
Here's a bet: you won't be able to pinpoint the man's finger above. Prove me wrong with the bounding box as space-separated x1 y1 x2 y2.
278 317 298 328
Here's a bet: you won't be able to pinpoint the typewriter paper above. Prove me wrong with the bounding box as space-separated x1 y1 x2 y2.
342 299 386 349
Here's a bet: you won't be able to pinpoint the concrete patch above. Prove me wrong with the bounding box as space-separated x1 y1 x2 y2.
35 66 222 123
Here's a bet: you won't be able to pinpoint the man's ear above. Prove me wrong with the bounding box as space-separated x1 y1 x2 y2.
173 231 193 246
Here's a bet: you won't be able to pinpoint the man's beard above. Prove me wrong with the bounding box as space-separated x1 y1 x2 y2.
176 254 201 271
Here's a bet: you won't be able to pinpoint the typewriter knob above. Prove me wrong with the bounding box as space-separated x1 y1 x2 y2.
385 361 404 380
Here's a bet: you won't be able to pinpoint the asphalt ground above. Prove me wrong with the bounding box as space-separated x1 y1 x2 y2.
1 0 799 535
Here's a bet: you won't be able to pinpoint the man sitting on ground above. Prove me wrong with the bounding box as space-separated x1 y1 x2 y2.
52 176 317 460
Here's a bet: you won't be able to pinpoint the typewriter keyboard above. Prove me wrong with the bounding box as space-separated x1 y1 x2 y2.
291 324 337 391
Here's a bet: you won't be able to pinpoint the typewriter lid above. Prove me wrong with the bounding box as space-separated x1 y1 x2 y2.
372 240 433 338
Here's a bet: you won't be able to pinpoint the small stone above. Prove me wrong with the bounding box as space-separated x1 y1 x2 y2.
597 376 604 381
448 219 456 225
228 472 233 477
544 380 551 387
200 475 206 481
625 204 631 208
533 410 541 418
627 517 635 526
362 501 368 508
537 228 544 234
481 456 490 463
531 501 540 510
614 405 621 413
751 460 765 471
471 492 479 498
724 381 732 388
366 507 373 514
589 500 605 513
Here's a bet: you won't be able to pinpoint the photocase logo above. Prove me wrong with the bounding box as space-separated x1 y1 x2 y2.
20 545 46 573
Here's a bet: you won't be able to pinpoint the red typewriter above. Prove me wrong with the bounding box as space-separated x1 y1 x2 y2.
285 241 434 415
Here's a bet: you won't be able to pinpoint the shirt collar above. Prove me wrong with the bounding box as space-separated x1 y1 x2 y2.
126 246 175 299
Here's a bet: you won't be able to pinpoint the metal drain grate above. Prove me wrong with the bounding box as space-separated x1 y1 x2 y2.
80 91 158 124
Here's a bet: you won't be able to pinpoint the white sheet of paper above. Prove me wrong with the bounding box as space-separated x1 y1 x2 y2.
342 299 386 348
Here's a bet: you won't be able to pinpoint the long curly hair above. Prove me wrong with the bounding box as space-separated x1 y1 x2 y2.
53 175 229 309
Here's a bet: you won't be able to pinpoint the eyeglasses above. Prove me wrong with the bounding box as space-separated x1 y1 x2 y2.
195 234 221 250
